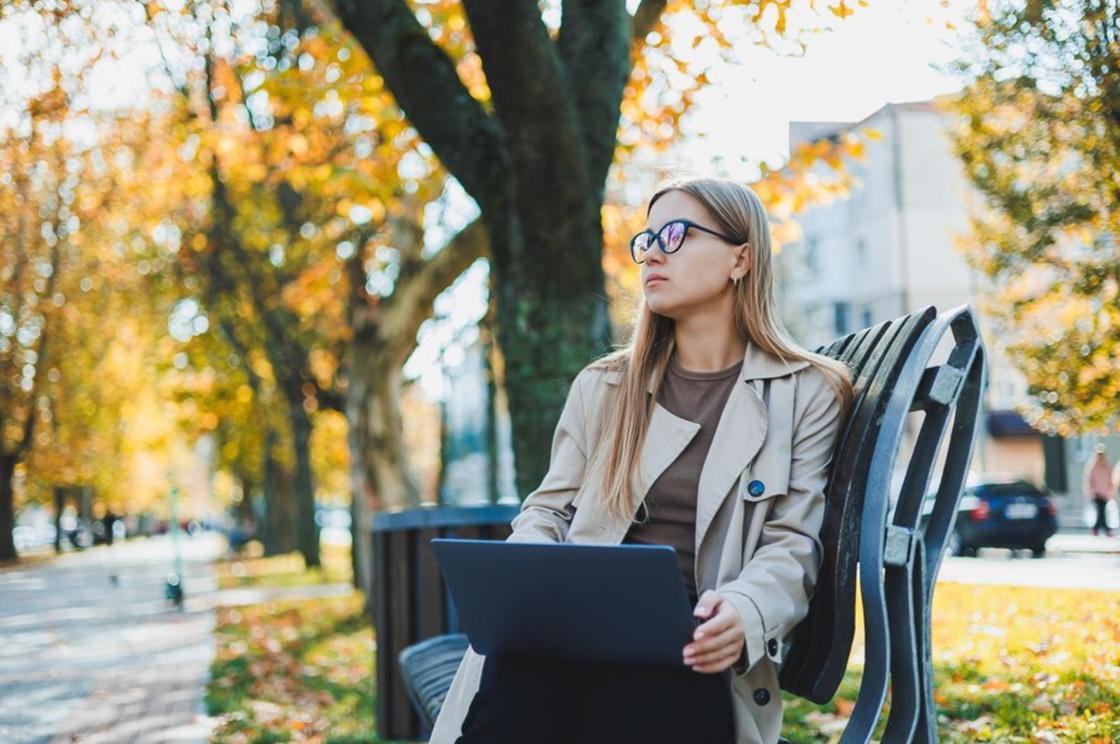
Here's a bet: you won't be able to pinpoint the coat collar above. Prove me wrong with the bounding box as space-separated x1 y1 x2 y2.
593 340 810 556
599 338 811 392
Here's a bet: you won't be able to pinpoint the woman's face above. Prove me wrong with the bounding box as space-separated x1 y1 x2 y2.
639 190 746 320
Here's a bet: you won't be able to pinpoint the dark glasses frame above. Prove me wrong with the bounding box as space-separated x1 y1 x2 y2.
629 218 740 264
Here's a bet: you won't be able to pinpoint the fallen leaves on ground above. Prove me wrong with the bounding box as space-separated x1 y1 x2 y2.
214 544 353 589
781 582 1120 743
207 591 387 743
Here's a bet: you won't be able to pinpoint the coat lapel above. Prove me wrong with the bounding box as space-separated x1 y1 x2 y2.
600 340 812 546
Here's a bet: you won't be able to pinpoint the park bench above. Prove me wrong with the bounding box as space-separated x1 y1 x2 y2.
373 303 987 743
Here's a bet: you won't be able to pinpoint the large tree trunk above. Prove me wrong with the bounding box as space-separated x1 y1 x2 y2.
262 429 299 556
0 455 17 562
482 201 612 498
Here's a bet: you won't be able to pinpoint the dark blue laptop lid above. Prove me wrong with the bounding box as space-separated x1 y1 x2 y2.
430 538 699 666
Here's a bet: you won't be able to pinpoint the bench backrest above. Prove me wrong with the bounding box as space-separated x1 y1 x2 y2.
779 303 987 743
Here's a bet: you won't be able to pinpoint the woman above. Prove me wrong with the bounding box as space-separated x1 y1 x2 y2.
430 176 854 744
1084 444 1114 537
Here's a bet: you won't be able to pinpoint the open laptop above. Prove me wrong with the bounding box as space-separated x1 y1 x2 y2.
429 538 700 666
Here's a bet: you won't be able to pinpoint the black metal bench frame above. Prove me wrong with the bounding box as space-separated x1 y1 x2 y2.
374 303 987 743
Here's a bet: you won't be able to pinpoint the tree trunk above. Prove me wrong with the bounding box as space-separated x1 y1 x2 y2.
346 343 420 599
262 429 299 556
482 301 500 504
0 455 17 562
53 486 65 554
287 397 320 569
485 202 612 498
236 476 257 525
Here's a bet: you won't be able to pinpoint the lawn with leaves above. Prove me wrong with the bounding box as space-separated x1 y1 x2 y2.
215 543 353 589
782 582 1120 743
207 591 387 743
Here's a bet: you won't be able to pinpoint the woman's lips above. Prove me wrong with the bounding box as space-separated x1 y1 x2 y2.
645 276 668 286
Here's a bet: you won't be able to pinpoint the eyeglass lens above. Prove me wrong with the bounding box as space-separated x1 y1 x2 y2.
634 220 687 257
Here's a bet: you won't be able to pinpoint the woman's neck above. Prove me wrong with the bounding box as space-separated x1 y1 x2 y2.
672 314 746 373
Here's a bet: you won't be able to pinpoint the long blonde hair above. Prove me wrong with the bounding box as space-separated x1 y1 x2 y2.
588 176 855 523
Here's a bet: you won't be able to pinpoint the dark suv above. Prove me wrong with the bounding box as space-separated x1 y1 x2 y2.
922 478 1058 558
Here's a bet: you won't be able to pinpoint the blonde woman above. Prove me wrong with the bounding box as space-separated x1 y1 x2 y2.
431 176 854 744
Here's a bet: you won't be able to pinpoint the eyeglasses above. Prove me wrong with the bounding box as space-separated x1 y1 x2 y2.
629 218 739 264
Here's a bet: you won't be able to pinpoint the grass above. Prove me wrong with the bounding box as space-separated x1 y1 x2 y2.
206 591 388 744
214 542 353 589
208 552 1119 743
781 582 1120 743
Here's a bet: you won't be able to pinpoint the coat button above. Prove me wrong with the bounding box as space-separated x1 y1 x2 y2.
748 480 765 497
768 638 779 656
753 688 771 705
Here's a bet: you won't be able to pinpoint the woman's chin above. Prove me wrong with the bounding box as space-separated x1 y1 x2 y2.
645 298 681 320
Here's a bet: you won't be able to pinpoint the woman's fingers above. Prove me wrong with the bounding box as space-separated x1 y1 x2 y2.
684 628 742 664
694 610 734 639
693 590 724 615
689 645 742 673
686 620 739 654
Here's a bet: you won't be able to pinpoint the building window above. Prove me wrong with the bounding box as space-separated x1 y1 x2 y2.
857 238 868 265
833 302 850 335
863 307 873 327
804 236 820 279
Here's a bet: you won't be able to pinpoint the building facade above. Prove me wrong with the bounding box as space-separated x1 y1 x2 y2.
777 100 1117 528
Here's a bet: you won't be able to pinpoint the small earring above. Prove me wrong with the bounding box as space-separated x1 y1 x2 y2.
732 275 741 287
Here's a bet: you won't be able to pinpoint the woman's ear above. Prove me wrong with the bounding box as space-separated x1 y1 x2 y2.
733 242 751 277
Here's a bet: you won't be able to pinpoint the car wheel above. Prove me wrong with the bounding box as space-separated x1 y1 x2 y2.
1031 545 1046 559
947 531 966 557
961 544 978 558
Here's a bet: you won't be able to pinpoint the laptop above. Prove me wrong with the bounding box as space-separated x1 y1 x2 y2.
429 537 700 666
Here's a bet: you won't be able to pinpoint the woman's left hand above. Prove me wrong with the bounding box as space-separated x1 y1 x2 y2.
682 590 745 673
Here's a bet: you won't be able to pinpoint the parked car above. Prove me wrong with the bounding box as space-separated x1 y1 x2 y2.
922 477 1058 558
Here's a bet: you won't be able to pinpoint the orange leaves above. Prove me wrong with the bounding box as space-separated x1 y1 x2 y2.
829 1 855 21
209 591 375 743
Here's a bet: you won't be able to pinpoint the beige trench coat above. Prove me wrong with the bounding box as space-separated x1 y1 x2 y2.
429 340 844 744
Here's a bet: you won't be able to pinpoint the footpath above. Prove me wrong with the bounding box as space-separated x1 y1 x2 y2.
0 533 350 743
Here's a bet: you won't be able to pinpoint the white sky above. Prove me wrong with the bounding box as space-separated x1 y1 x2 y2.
671 0 972 179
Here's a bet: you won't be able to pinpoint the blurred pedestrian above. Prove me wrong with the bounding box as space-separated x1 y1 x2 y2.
1083 444 1114 537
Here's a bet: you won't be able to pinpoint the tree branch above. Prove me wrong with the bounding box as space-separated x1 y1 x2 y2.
558 0 632 197
631 0 668 42
460 0 588 207
380 218 489 361
331 0 509 211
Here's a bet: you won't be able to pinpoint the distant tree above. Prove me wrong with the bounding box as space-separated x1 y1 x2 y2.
946 0 1120 435
0 1 143 559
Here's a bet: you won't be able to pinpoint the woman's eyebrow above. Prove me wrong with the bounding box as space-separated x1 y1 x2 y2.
647 217 682 232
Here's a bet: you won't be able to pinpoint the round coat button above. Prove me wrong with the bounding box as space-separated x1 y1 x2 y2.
767 638 779 656
753 688 771 705
747 480 765 497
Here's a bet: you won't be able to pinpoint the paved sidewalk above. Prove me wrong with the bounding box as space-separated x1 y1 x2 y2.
937 532 1120 590
0 534 224 744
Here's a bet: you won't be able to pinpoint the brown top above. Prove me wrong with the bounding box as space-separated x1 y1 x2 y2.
622 351 744 605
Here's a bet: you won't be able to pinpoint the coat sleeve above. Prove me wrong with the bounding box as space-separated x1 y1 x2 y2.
718 369 843 675
504 369 591 544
